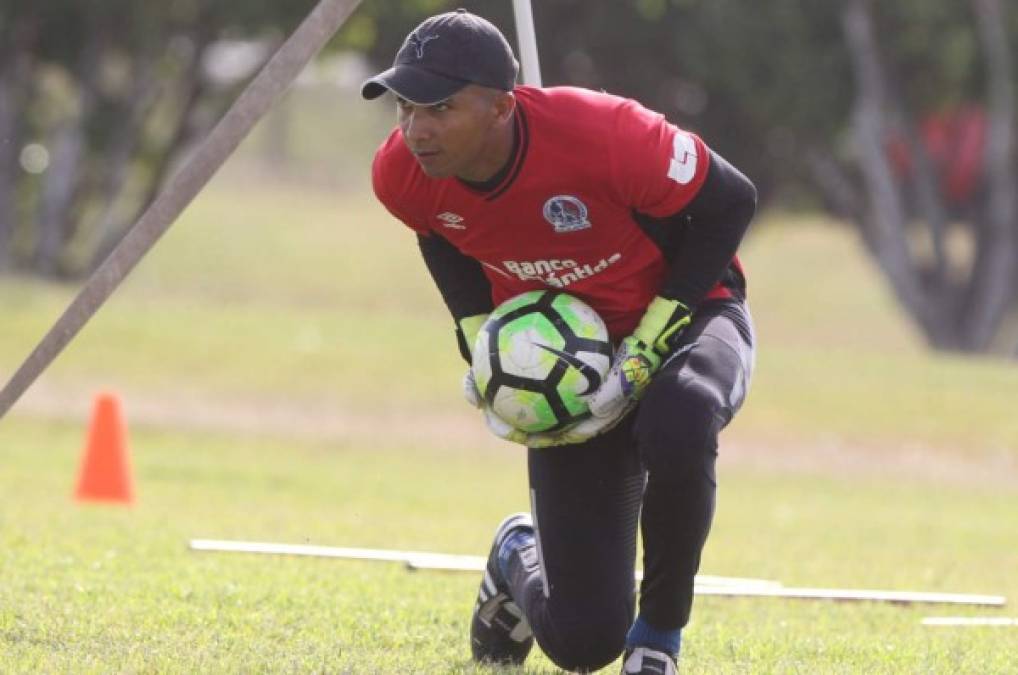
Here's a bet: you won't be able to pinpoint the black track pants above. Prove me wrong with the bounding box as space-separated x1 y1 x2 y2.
504 299 755 672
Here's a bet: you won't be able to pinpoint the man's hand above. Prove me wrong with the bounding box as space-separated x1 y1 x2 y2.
459 313 528 443
484 297 693 449
478 406 618 447
463 369 483 408
457 312 551 444
586 296 692 421
459 313 489 409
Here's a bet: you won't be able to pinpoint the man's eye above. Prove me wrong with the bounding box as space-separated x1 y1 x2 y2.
433 102 450 112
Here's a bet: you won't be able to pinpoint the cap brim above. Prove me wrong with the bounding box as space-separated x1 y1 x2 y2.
360 65 468 105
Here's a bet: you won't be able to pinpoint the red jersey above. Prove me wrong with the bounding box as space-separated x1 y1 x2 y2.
372 85 741 338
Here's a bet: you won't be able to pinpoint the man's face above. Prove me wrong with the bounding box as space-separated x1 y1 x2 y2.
396 85 513 181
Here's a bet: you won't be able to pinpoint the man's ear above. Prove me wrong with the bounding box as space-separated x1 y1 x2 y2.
493 91 516 123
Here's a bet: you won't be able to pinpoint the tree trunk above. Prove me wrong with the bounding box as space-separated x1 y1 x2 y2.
263 93 292 170
0 58 19 270
89 32 214 268
837 0 1018 354
83 53 162 273
965 0 1017 350
0 16 36 271
805 146 864 223
33 24 104 277
34 121 85 276
841 0 944 344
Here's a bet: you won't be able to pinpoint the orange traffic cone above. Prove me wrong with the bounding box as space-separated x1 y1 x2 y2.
74 392 135 504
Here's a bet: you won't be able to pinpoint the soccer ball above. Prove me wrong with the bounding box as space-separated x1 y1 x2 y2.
472 290 613 433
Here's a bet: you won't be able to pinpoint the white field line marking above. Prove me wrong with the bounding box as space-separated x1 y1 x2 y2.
694 586 1005 607
404 558 1001 606
188 539 779 588
190 539 472 566
922 617 1018 626
406 556 780 588
189 540 1005 605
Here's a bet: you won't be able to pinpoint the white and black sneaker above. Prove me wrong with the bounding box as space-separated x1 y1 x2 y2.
469 513 536 665
621 646 678 675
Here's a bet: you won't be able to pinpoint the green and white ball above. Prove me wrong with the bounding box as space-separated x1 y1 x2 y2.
472 290 613 433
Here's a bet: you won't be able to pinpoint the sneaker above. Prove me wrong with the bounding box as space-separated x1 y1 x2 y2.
621 646 678 675
469 513 535 664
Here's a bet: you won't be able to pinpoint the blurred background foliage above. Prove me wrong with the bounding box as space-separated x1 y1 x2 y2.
1 0 1017 355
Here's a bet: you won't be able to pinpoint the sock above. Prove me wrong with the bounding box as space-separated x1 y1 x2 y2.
496 528 534 580
626 615 682 657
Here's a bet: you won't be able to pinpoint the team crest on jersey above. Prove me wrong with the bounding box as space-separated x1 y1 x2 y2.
543 195 591 233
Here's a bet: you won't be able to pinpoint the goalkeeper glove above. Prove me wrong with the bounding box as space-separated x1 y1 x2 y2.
586 297 692 422
458 314 489 409
457 313 551 446
493 297 694 449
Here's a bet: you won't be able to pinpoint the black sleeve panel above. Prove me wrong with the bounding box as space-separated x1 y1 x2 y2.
416 233 494 321
634 149 757 308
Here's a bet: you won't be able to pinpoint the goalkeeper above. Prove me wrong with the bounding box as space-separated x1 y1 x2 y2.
363 10 756 675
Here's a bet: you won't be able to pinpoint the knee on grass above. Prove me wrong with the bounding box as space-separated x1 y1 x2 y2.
534 611 629 673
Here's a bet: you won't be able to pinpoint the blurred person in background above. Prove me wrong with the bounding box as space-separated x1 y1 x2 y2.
363 9 756 674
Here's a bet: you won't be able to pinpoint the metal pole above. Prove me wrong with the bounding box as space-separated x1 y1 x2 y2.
512 0 542 86
0 0 364 420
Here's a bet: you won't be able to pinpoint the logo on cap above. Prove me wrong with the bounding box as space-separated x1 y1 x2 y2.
406 32 440 60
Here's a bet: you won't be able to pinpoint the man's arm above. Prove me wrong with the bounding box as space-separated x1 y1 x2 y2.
417 233 494 361
527 151 757 447
653 149 757 309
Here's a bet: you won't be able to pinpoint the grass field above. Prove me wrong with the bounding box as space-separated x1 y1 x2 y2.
2 165 1017 673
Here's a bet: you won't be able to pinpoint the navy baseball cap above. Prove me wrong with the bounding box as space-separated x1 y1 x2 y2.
361 9 519 104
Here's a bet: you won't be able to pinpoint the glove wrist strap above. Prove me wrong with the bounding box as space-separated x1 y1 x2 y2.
633 297 691 355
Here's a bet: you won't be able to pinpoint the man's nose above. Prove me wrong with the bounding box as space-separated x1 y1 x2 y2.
402 110 434 143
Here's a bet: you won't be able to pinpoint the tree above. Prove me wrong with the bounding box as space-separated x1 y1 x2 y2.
0 0 320 278
421 0 1018 354
824 0 1015 352
7 0 1017 354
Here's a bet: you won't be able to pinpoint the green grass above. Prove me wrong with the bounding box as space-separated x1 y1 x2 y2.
2 418 1016 673
0 419 529 673
2 173 1017 672
738 217 1018 454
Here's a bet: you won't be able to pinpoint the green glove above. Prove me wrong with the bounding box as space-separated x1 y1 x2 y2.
586 297 691 420
460 314 489 409
459 314 488 352
632 296 693 358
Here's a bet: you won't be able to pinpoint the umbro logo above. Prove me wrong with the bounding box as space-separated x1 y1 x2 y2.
437 212 466 229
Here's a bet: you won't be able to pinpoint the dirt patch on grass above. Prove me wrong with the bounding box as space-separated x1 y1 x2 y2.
14 381 1017 490
719 434 1018 491
14 381 502 449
